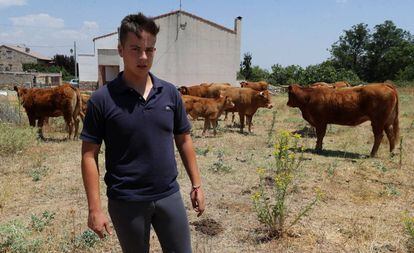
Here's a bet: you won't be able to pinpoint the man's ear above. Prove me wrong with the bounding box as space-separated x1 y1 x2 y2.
118 43 123 58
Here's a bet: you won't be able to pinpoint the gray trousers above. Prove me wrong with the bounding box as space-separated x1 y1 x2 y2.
108 191 192 253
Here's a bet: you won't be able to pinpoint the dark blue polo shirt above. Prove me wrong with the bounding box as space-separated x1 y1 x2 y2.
80 72 191 202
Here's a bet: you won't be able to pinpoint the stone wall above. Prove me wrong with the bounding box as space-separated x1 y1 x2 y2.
0 46 37 72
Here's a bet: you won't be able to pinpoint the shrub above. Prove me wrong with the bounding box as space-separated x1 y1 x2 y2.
0 123 38 155
0 99 21 124
0 220 42 253
30 211 55 232
74 230 100 249
252 130 321 238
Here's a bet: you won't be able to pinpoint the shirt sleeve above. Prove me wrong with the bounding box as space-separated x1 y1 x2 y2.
173 90 191 135
80 100 105 144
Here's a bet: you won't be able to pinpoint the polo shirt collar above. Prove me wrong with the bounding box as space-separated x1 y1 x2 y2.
113 71 162 94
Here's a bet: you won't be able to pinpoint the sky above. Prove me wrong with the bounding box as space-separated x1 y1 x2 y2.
1 0 413 70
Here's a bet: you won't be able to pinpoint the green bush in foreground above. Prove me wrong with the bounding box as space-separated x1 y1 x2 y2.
252 130 321 238
0 123 38 155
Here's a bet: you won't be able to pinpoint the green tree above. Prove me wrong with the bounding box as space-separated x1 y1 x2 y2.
240 52 253 80
330 20 414 82
330 23 370 80
366 20 414 81
250 66 270 82
52 54 76 76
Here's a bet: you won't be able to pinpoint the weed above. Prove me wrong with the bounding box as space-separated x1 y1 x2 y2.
209 150 232 173
0 123 38 155
74 230 100 249
402 211 414 251
326 161 338 177
252 130 321 238
374 161 388 173
30 211 55 232
195 146 210 156
0 220 42 253
266 110 277 147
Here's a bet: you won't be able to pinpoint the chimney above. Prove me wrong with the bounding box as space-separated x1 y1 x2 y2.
25 47 30 53
234 16 242 35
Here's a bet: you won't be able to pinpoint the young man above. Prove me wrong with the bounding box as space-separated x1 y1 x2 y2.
81 13 205 253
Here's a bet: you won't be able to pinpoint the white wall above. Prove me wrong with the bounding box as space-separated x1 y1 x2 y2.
78 54 97 82
152 13 241 86
105 66 119 82
78 12 241 86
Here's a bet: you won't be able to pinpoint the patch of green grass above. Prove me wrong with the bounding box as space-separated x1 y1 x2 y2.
195 146 210 156
30 211 55 232
209 150 232 173
0 123 38 155
74 230 100 249
0 220 42 253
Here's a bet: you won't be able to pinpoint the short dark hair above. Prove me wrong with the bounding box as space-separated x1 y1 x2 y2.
119 13 160 45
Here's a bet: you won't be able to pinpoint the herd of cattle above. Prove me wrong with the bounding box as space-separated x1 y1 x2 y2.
12 79 399 157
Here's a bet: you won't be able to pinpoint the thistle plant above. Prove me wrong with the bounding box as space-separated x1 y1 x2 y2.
252 130 321 238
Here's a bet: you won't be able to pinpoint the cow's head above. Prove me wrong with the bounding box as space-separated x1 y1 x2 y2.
178 86 189 95
223 96 235 110
257 90 273 109
14 86 28 105
240 81 247 88
287 84 302 107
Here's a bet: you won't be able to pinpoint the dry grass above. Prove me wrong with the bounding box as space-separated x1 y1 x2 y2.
1 88 414 252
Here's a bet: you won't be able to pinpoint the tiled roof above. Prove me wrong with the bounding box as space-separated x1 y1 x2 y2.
1 45 51 61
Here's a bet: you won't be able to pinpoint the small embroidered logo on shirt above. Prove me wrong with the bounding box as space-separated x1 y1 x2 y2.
165 106 172 111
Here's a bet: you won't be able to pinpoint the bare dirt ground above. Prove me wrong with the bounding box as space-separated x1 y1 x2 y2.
1 88 413 252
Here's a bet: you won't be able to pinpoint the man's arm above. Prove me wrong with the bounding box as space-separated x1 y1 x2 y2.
81 141 112 238
174 133 205 217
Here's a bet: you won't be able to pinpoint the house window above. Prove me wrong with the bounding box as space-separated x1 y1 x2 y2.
0 64 3 71
8 64 12 71
6 50 12 59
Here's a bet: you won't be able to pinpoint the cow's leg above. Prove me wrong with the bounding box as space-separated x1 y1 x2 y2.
202 118 209 136
384 125 395 153
37 117 46 140
232 112 235 124
246 115 253 133
28 115 36 127
238 112 245 133
212 119 218 136
315 124 327 152
370 123 384 157
73 114 80 140
64 115 73 140
73 117 80 140
224 111 228 121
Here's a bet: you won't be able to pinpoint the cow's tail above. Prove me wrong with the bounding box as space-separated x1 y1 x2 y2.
69 86 83 122
392 89 399 147
386 83 400 147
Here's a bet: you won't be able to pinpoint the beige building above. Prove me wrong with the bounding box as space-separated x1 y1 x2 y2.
0 45 51 72
78 10 242 87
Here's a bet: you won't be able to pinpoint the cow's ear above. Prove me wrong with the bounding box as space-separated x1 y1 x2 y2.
14 86 18 92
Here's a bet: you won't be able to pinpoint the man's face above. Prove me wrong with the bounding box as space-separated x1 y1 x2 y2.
118 31 156 77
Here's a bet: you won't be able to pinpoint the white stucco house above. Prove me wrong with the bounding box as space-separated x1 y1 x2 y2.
78 10 242 87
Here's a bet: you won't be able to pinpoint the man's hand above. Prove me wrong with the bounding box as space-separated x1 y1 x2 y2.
190 187 205 217
88 209 112 239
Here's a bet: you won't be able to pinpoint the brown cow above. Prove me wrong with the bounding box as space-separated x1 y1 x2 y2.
310 81 351 89
223 88 273 133
287 83 399 157
14 84 82 140
240 81 269 91
179 83 231 98
182 95 235 136
80 93 90 120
